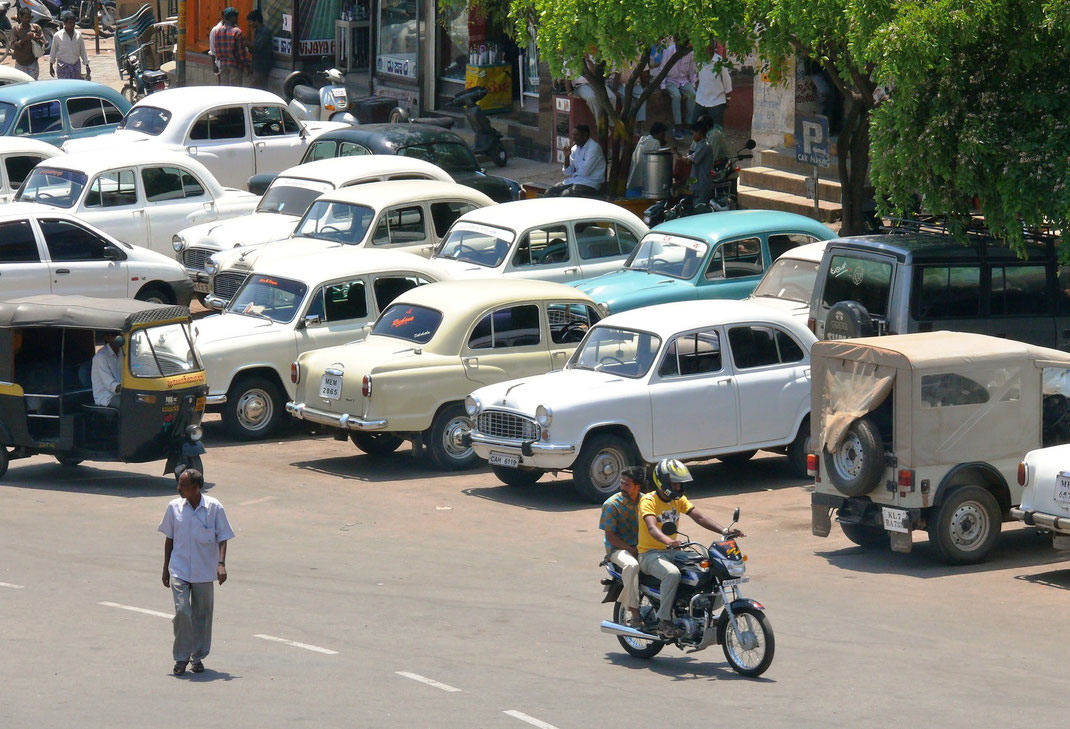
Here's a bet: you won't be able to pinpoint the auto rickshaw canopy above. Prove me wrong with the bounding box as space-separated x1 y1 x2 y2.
0 296 190 332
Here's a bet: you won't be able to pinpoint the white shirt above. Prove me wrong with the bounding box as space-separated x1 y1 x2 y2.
158 495 235 583
208 21 225 56
562 138 606 189
50 28 88 66
91 344 122 406
695 55 733 108
627 133 665 189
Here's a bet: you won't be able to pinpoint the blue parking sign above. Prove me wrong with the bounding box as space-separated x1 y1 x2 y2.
795 114 830 167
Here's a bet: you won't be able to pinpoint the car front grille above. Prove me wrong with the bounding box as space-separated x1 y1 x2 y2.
212 272 248 301
476 409 540 441
182 248 212 272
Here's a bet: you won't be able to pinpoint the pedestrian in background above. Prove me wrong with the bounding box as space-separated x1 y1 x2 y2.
208 10 226 81
11 6 45 80
657 42 696 138
50 11 90 80
546 124 606 198
215 7 250 87
685 122 712 203
692 45 732 128
159 468 234 676
246 10 274 90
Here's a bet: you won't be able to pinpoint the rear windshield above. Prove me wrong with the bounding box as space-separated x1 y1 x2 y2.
822 254 893 316
118 106 171 136
15 167 88 208
372 303 442 344
752 256 820 302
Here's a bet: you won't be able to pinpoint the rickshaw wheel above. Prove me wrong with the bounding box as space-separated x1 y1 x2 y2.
55 455 84 467
0 448 8 479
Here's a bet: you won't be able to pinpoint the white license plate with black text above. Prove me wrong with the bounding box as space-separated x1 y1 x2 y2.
721 577 749 587
882 507 910 533
1056 474 1070 504
488 451 519 468
193 281 210 294
319 373 342 400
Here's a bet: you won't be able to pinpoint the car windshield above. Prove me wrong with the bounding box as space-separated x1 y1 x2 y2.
293 200 376 244
434 222 515 267
227 275 308 323
15 167 88 208
118 106 171 135
626 234 709 279
752 256 821 302
399 142 478 174
256 178 334 215
371 303 442 344
0 102 15 135
567 326 662 379
128 323 202 378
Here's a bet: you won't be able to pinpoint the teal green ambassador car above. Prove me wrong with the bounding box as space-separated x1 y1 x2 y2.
572 210 836 314
0 80 131 147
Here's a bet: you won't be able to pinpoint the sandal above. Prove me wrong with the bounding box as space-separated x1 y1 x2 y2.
191 661 205 673
173 661 187 676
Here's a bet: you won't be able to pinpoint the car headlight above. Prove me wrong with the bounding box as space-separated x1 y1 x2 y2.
535 405 552 427
205 256 218 275
172 234 185 253
465 394 482 417
185 424 203 441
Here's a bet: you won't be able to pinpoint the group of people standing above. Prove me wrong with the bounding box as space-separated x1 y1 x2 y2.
10 7 91 81
208 6 274 89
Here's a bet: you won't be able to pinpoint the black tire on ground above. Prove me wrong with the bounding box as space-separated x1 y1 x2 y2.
492 143 508 167
787 418 811 478
350 432 404 456
612 598 664 659
427 403 478 470
55 455 84 467
134 283 174 304
224 375 284 441
572 433 636 503
0 447 8 479
719 605 775 677
491 465 544 487
718 450 757 466
823 416 884 497
840 522 888 549
927 485 1002 565
282 71 313 102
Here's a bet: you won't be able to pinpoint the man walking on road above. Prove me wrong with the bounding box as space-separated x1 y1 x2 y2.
214 7 250 87
159 468 234 676
50 11 90 80
11 7 45 80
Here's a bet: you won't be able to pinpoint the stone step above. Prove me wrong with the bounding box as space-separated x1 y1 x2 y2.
738 166 841 204
760 147 844 178
738 184 842 223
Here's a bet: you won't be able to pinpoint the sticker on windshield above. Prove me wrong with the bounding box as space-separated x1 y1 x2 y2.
648 233 704 252
257 277 279 286
452 222 515 243
830 260 865 285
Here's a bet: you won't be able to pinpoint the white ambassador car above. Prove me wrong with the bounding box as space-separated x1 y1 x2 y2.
1012 443 1070 551
13 148 258 257
431 198 648 283
467 300 817 502
62 87 349 190
0 207 193 304
205 180 494 305
173 156 454 296
0 138 61 203
745 241 828 320
195 249 449 440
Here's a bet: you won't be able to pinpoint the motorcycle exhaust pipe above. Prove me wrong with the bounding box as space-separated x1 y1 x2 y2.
600 620 660 642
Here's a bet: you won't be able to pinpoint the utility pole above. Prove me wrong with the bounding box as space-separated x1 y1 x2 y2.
176 0 186 87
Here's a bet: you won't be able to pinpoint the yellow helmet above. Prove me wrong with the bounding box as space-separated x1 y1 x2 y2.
653 458 693 501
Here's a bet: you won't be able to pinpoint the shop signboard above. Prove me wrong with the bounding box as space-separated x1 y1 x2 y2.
377 55 418 79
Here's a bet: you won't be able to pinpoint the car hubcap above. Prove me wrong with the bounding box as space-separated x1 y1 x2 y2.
833 433 864 479
442 416 472 459
237 389 272 431
590 448 625 492
949 502 988 550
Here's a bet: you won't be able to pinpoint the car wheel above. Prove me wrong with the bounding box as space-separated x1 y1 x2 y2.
135 284 174 305
350 432 404 456
787 418 811 478
718 450 757 466
573 433 635 503
840 522 888 549
224 375 284 441
927 485 1002 565
491 465 544 487
55 455 84 467
427 403 477 470
823 416 884 497
0 447 8 479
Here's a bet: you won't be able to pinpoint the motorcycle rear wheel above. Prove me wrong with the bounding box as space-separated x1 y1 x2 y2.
612 598 664 659
720 605 774 677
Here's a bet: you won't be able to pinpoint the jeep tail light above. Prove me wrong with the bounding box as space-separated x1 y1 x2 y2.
807 316 816 334
807 453 819 481
290 361 299 384
1017 461 1027 487
898 469 914 488
361 374 372 397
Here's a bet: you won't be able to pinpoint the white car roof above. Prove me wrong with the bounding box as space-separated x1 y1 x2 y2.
276 156 453 185
454 197 646 233
317 179 494 208
600 299 815 340
0 138 59 157
31 147 227 191
247 248 449 284
129 86 288 114
777 240 828 262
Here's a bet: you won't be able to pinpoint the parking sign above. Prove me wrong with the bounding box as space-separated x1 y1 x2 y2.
795 114 830 168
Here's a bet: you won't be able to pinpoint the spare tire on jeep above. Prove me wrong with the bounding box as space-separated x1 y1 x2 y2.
824 416 884 497
824 301 875 340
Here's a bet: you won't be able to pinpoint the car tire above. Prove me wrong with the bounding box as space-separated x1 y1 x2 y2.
824 300 875 340
135 284 174 305
491 465 544 487
573 433 635 503
224 375 284 441
840 522 888 549
718 450 757 466
927 485 1002 565
350 432 404 456
0 447 8 479
427 403 478 470
787 418 811 479
824 416 884 497
55 455 84 467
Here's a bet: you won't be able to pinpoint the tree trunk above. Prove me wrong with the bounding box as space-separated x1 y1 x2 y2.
837 96 871 235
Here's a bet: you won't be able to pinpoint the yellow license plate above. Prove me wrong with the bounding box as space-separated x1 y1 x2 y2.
195 397 205 412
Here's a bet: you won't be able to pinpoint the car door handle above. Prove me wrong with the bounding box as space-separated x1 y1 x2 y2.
717 377 732 385
55 268 71 274
256 142 266 150
564 267 579 274
133 209 144 215
463 357 478 366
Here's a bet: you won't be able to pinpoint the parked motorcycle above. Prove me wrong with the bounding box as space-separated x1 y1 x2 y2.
0 2 12 63
74 0 116 35
445 86 508 167
283 67 357 124
599 508 775 677
643 139 757 226
119 42 167 103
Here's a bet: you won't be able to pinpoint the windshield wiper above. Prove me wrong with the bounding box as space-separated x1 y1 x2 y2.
233 308 275 324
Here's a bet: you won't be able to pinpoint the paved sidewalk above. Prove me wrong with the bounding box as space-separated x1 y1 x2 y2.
2 27 123 91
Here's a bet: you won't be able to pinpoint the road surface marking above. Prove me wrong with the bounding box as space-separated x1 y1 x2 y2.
0 582 24 589
254 634 338 655
504 710 560 729
98 601 171 618
396 671 462 692
240 495 277 506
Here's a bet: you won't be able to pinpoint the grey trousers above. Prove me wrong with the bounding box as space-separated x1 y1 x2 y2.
218 65 243 87
639 550 681 621
171 578 214 663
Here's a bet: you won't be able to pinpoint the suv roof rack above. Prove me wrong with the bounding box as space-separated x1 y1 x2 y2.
882 216 1059 248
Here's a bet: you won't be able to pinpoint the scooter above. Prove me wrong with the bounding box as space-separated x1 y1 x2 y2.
283 67 357 125
446 86 508 167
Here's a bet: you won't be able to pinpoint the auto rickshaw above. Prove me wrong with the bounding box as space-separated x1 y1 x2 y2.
0 296 207 480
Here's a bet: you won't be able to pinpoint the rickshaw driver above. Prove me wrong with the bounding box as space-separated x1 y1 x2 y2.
92 335 124 408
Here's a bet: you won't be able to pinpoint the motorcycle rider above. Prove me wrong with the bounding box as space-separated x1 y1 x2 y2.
638 459 742 639
599 466 646 626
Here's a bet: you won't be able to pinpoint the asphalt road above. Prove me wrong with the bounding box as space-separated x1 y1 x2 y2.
1 416 1068 728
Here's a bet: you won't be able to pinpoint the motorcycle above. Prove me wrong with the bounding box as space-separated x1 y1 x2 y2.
283 67 357 124
74 0 116 35
0 3 11 64
445 86 508 167
119 42 167 103
599 508 775 677
643 139 757 226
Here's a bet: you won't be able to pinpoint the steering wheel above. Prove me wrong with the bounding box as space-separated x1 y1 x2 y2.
558 320 589 342
648 257 670 267
35 192 58 202
319 225 344 234
452 243 477 257
261 120 284 136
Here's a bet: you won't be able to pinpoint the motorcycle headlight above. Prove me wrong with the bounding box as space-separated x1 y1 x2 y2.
185 424 203 442
535 405 552 427
465 394 482 417
205 256 218 275
172 234 185 253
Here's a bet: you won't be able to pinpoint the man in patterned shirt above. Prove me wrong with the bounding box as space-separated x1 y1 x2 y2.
215 7 250 87
599 466 646 626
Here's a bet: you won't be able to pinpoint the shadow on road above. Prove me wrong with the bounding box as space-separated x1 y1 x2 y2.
176 669 239 682
290 451 466 483
1014 567 1070 590
200 418 328 449
0 463 186 497
462 478 594 513
604 651 774 683
684 457 808 498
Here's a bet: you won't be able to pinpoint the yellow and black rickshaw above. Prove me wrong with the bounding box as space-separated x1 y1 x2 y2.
0 296 207 480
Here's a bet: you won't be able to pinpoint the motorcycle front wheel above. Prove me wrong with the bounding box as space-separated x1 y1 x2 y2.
720 605 774 677
612 598 664 659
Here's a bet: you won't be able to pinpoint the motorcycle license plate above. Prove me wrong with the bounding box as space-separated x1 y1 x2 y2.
721 577 749 587
488 451 519 468
320 373 342 400
1056 474 1070 504
881 507 910 533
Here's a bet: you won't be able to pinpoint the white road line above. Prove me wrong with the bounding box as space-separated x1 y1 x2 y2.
503 711 560 729
98 601 171 618
239 495 277 506
395 671 462 692
0 582 25 589
254 634 338 655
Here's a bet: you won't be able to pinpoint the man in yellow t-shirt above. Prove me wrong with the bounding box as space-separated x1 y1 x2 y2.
638 458 742 639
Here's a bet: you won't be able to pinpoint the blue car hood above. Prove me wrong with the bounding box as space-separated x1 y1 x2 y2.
573 269 688 302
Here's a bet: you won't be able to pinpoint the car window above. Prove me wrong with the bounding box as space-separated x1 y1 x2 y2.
294 200 375 244
305 140 337 161
914 266 982 320
15 166 87 208
84 169 137 208
372 205 426 245
4 154 46 188
373 275 429 311
768 233 818 261
548 302 600 344
339 141 371 156
576 221 623 260
0 219 40 263
0 102 16 135
990 264 1049 316
513 225 569 267
141 166 206 202
118 106 171 135
14 101 62 136
189 106 246 140
372 303 442 344
39 218 110 261
617 225 640 255
102 100 123 124
321 279 368 321
659 329 723 377
706 237 763 280
398 143 479 174
66 97 111 130
430 201 478 238
468 305 542 349
728 326 805 369
822 254 894 316
251 105 299 137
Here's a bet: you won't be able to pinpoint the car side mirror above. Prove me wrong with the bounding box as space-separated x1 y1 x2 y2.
103 246 125 261
247 173 277 196
207 296 225 312
302 314 322 328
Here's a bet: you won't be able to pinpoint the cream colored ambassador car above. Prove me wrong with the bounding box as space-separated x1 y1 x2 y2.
286 280 601 469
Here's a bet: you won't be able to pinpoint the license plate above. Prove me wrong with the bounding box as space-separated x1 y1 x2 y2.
488 451 519 468
882 507 910 533
193 281 210 294
1056 474 1070 504
194 397 205 412
319 373 342 400
721 577 749 587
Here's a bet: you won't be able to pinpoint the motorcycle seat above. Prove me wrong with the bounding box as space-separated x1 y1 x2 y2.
293 84 320 105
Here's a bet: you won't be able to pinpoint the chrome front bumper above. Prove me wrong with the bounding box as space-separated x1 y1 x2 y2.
286 401 388 431
1011 507 1070 535
205 394 227 406
469 431 576 455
